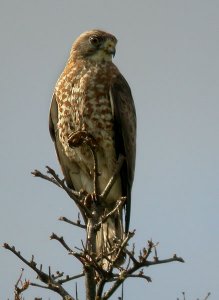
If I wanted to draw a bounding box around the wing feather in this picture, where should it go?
[110,74,136,232]
[49,94,79,189]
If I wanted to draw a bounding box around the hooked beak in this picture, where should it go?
[103,40,116,57]
[109,47,116,57]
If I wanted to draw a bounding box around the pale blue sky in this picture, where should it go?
[0,1,219,299]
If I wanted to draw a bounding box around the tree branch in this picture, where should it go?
[59,216,86,229]
[58,273,84,284]
[100,155,125,201]
[32,166,92,220]
[3,243,75,300]
[7,131,185,300]
[94,197,126,231]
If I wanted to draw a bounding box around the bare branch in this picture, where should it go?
[111,231,135,269]
[50,233,86,267]
[125,249,139,266]
[94,197,126,231]
[75,282,79,300]
[13,134,185,300]
[50,233,73,252]
[14,268,30,300]
[102,273,125,300]
[203,292,211,300]
[30,282,50,290]
[31,169,61,188]
[96,279,106,299]
[100,155,125,201]
[126,271,151,282]
[3,243,49,282]
[46,166,92,218]
[58,272,84,284]
[59,216,86,229]
[3,243,75,300]
[32,166,92,220]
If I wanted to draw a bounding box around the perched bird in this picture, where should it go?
[49,29,136,266]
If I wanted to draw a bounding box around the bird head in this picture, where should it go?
[70,30,117,62]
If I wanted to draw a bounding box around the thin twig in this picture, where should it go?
[3,243,49,283]
[125,249,139,266]
[102,243,184,299]
[94,197,126,231]
[31,170,61,188]
[126,273,151,282]
[50,233,86,267]
[30,282,50,289]
[58,272,84,284]
[102,274,124,300]
[14,268,30,300]
[46,166,92,218]
[33,166,91,220]
[100,155,125,201]
[203,292,211,300]
[96,279,106,299]
[50,233,73,252]
[75,282,78,300]
[59,216,86,229]
[87,141,99,198]
[112,231,135,269]
[146,255,185,266]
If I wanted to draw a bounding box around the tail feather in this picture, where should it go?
[96,210,125,270]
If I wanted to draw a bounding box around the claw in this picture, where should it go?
[68,130,97,148]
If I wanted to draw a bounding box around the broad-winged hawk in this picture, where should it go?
[49,29,136,264]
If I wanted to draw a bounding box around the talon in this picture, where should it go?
[83,194,93,208]
[68,130,97,148]
[83,193,99,208]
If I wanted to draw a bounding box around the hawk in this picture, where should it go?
[49,29,136,264]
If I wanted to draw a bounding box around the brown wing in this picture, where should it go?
[110,73,136,232]
[49,94,79,189]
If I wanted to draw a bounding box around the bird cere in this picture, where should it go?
[49,30,136,269]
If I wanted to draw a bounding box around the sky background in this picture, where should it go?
[0,1,219,299]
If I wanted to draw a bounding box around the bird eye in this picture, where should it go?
[89,35,102,46]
